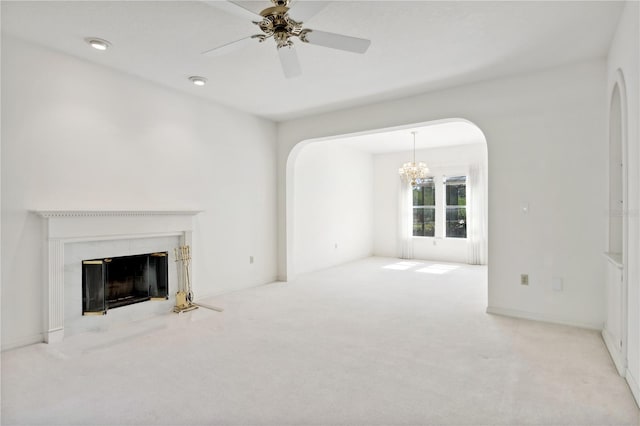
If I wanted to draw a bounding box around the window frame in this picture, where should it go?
[408,173,469,240]
[443,175,467,239]
[412,177,436,238]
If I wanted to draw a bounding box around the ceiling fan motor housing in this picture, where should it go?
[256,3,304,48]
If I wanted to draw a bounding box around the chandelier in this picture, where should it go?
[398,131,429,189]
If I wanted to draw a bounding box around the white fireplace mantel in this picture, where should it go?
[33,209,202,343]
[36,210,203,217]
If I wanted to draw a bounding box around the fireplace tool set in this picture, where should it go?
[173,245,224,313]
[173,245,198,313]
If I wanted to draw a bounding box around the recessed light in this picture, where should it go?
[85,37,111,51]
[189,76,207,87]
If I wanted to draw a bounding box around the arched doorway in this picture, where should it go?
[285,118,488,279]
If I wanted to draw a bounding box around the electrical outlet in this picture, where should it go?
[249,256,254,264]
[520,274,529,285]
[334,243,338,249]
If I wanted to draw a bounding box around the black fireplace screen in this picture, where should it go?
[82,252,168,315]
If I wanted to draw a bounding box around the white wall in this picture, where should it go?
[373,143,486,263]
[293,142,373,275]
[1,37,278,349]
[606,1,640,404]
[279,59,607,329]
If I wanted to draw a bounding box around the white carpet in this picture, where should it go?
[2,257,638,425]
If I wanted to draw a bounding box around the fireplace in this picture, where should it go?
[82,252,169,315]
[34,209,201,343]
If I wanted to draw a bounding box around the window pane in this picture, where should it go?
[424,208,435,236]
[413,208,424,236]
[446,207,466,238]
[413,207,435,237]
[446,184,466,206]
[424,185,435,206]
[413,187,423,206]
[413,183,435,207]
[445,176,466,206]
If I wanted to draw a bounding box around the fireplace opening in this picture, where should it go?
[82,252,168,315]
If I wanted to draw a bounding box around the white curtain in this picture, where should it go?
[398,179,414,259]
[467,163,488,265]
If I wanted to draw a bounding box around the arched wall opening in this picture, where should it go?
[275,59,608,332]
[285,118,488,280]
[609,83,623,254]
[603,69,629,376]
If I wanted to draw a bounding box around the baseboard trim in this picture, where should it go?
[486,306,602,330]
[602,329,626,375]
[1,332,44,352]
[626,369,640,407]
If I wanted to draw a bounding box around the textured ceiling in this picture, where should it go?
[1,1,624,121]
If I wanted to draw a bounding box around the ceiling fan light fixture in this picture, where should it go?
[274,30,293,49]
[189,76,208,86]
[85,37,111,51]
[202,0,371,78]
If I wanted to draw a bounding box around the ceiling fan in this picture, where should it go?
[202,0,371,78]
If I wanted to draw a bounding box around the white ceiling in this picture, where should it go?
[1,1,623,122]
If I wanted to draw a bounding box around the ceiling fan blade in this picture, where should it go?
[288,1,329,23]
[201,36,256,57]
[278,46,302,79]
[202,1,262,21]
[301,29,371,54]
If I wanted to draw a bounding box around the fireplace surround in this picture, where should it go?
[34,210,201,343]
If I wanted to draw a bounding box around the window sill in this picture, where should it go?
[411,236,468,240]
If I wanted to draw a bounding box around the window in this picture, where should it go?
[412,178,435,237]
[444,176,466,238]
[409,175,468,239]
